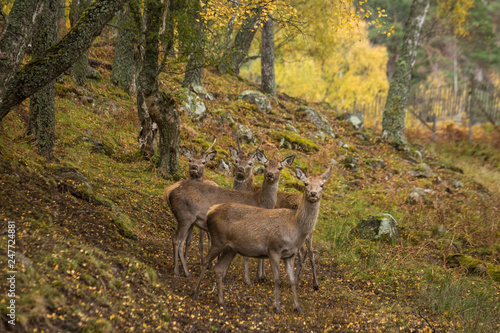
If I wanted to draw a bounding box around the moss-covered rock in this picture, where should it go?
[239,90,271,113]
[270,131,319,152]
[353,214,399,245]
[447,254,500,282]
[295,106,335,138]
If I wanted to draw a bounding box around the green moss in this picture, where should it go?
[270,131,319,152]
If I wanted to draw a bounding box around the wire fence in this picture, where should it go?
[338,82,500,141]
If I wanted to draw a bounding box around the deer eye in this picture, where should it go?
[304,182,309,187]
[202,161,206,165]
[188,159,192,163]
[278,167,283,171]
[249,162,253,166]
[320,184,324,188]
[235,160,238,164]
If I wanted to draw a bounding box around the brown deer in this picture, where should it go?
[180,137,217,185]
[165,150,295,277]
[179,137,217,263]
[229,135,262,191]
[193,166,333,313]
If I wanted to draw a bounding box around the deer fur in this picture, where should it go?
[193,166,333,313]
[166,150,295,277]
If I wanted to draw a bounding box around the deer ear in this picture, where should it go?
[321,166,333,182]
[229,146,239,160]
[255,149,267,164]
[295,166,308,183]
[205,151,217,162]
[181,146,192,159]
[282,155,295,167]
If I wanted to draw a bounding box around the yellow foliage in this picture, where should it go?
[437,0,474,37]
[241,20,389,109]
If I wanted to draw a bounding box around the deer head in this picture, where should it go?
[181,137,217,181]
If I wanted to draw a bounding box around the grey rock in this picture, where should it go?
[175,88,207,120]
[285,123,298,132]
[366,158,385,169]
[312,131,326,141]
[237,125,253,144]
[452,180,464,188]
[239,90,272,113]
[356,214,399,244]
[339,112,364,129]
[296,106,335,138]
[337,140,349,149]
[218,159,230,175]
[408,163,436,178]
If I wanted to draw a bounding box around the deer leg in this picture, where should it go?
[215,249,237,308]
[269,252,282,314]
[295,244,306,281]
[173,223,192,277]
[255,259,266,283]
[177,225,194,278]
[285,256,303,313]
[305,236,319,291]
[243,257,252,285]
[184,226,194,262]
[199,229,205,266]
[193,245,224,301]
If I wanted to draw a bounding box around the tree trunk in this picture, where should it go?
[69,0,92,85]
[218,13,259,75]
[181,0,205,91]
[0,0,46,103]
[28,0,60,159]
[0,0,127,121]
[111,0,141,94]
[261,14,275,96]
[138,0,180,177]
[381,0,429,147]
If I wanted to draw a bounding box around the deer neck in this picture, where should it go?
[233,172,254,191]
[295,194,321,237]
[258,177,279,209]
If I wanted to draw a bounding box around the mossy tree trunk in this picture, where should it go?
[111,0,141,94]
[138,0,179,177]
[69,0,93,85]
[261,14,275,96]
[218,13,259,75]
[28,0,60,159]
[381,0,429,147]
[181,0,205,92]
[0,0,127,121]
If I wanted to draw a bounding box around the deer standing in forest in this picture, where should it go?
[192,166,333,313]
[165,150,295,277]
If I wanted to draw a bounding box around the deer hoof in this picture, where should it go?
[294,306,304,314]
[274,306,281,314]
[313,284,319,291]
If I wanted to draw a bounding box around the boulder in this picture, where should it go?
[339,112,364,129]
[355,214,399,244]
[237,125,254,144]
[408,163,436,178]
[239,90,272,114]
[296,106,335,138]
[218,159,230,175]
[174,88,207,120]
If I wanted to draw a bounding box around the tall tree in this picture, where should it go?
[181,0,206,92]
[69,0,92,85]
[261,14,275,95]
[0,0,127,121]
[138,0,180,178]
[381,0,430,147]
[27,0,60,159]
[111,0,142,94]
[218,13,259,75]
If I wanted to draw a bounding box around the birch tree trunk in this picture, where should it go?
[69,0,92,85]
[138,0,180,178]
[218,13,259,75]
[181,0,205,92]
[28,0,60,159]
[111,0,141,94]
[381,0,429,147]
[261,14,275,96]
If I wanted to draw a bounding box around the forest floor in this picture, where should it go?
[1,40,500,332]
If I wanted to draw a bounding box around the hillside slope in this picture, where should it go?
[1,61,499,332]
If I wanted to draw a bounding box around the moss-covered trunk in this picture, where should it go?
[181,0,205,91]
[28,0,60,159]
[218,13,259,75]
[69,0,92,85]
[137,0,179,176]
[381,0,429,147]
[261,15,275,96]
[0,0,127,121]
[111,0,141,94]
